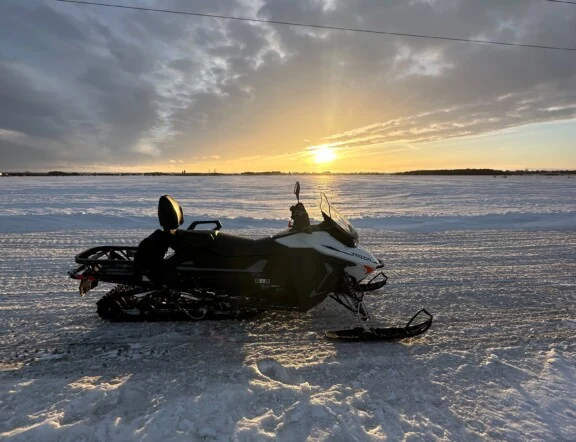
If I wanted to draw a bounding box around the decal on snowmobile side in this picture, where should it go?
[274,231,380,276]
[320,244,379,265]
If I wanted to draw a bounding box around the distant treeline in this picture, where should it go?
[1,169,575,177]
[3,170,338,177]
[394,169,576,176]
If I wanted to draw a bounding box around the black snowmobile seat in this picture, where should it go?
[214,232,274,256]
[174,230,273,256]
[158,195,184,230]
[174,229,217,249]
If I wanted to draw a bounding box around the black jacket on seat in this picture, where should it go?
[135,229,172,276]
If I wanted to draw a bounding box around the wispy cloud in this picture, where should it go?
[317,83,576,152]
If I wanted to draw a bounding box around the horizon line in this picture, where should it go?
[2,168,576,177]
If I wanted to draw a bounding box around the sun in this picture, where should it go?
[313,145,337,164]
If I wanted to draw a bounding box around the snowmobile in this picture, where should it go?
[69,182,432,341]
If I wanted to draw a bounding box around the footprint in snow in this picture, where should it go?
[256,358,302,385]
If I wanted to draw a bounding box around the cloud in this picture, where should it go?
[133,140,162,157]
[0,129,27,140]
[391,46,454,79]
[0,0,575,170]
[322,79,576,150]
[0,139,56,170]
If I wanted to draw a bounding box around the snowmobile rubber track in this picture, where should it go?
[325,309,433,341]
[96,285,264,322]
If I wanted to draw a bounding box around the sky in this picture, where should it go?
[0,0,575,173]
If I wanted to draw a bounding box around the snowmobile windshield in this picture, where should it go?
[320,193,359,246]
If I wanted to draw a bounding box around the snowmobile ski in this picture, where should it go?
[325,309,433,341]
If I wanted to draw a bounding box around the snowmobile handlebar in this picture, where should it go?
[289,202,311,231]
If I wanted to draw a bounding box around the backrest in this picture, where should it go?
[158,195,184,230]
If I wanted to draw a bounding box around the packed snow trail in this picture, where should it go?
[1,228,574,441]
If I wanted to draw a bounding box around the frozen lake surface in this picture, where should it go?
[0,175,574,440]
[1,174,575,232]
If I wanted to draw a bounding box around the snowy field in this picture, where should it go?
[0,175,575,441]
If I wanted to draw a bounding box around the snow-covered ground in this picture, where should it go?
[0,175,575,441]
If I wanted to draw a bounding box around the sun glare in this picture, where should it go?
[312,145,337,164]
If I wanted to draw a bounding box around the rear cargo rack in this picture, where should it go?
[74,246,138,265]
[69,246,144,294]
